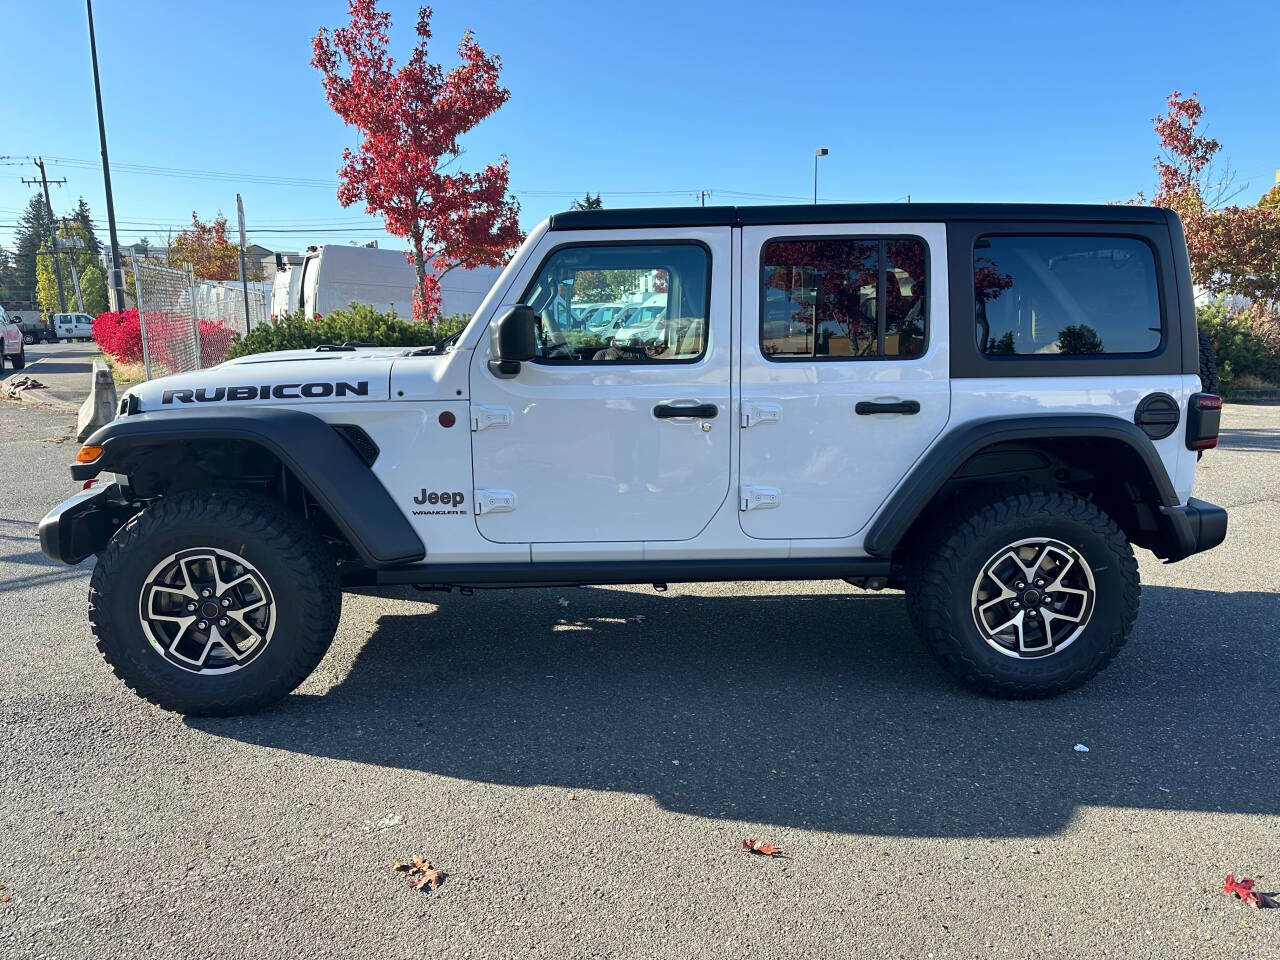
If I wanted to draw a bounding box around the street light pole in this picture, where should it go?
[86,0,126,311]
[814,148,828,204]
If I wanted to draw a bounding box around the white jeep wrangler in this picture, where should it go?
[40,203,1227,715]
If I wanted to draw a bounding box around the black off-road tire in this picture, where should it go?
[906,490,1140,698]
[1198,328,1219,395]
[89,489,341,715]
[10,347,24,370]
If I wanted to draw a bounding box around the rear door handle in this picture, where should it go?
[855,400,920,416]
[654,402,718,419]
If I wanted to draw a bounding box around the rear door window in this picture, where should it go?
[760,237,927,360]
[974,236,1162,356]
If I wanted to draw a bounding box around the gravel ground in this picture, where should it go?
[1,399,1277,959]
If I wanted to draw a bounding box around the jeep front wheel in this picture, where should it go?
[906,491,1139,698]
[89,489,341,715]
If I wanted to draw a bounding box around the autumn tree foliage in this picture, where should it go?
[169,212,243,282]
[1151,91,1280,306]
[36,217,108,317]
[312,1,523,324]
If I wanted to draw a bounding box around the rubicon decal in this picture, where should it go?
[412,489,466,516]
[161,381,370,404]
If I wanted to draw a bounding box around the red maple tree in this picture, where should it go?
[1151,91,1280,305]
[312,1,523,323]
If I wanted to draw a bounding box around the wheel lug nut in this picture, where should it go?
[1028,610,1038,618]
[201,588,212,598]
[1015,582,1025,590]
[197,620,208,630]
[1011,601,1021,609]
[1035,578,1045,587]
[221,598,231,607]
[186,603,197,612]
[218,618,228,627]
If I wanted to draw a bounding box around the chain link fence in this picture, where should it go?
[131,259,268,379]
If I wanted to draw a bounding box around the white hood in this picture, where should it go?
[126,348,400,411]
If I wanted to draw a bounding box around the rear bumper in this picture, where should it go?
[1159,497,1228,562]
[39,483,135,565]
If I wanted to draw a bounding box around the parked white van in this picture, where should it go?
[295,245,502,320]
[270,266,304,321]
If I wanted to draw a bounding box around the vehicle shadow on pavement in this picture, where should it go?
[188,583,1278,838]
[1217,426,1280,453]
[3,361,92,377]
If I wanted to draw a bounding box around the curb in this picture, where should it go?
[1227,389,1280,406]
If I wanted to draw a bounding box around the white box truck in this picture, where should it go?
[295,245,502,320]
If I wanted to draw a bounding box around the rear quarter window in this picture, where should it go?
[974,235,1162,356]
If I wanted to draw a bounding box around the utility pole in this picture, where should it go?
[22,158,68,313]
[814,148,828,204]
[87,0,126,312]
[58,220,86,312]
[697,189,712,207]
[236,193,251,332]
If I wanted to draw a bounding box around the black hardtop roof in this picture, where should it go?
[548,203,1172,231]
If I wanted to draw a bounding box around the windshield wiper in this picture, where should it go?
[410,329,463,356]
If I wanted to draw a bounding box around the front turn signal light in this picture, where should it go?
[76,444,104,464]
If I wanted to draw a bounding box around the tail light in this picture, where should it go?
[1186,393,1222,450]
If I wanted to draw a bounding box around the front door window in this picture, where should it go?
[519,243,708,364]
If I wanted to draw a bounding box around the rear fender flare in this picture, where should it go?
[864,414,1180,558]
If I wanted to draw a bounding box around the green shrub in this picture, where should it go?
[1197,299,1280,396]
[225,304,469,360]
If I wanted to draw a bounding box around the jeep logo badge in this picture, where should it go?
[413,490,465,508]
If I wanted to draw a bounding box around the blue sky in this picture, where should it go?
[1,0,1277,256]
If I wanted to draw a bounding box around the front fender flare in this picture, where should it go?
[863,414,1180,558]
[73,408,425,567]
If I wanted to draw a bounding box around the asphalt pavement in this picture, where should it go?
[1,398,1278,959]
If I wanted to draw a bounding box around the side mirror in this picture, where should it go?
[489,304,537,377]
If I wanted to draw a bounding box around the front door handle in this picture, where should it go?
[654,402,718,419]
[855,400,920,416]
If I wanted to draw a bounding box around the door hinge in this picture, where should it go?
[740,484,781,511]
[471,404,513,432]
[473,488,517,515]
[741,401,781,428]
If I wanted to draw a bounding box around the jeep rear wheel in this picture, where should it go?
[906,490,1139,698]
[89,489,341,715]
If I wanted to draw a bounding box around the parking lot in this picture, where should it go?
[1,389,1278,959]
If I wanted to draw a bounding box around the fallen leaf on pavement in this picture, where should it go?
[742,838,782,857]
[391,854,447,891]
[1225,874,1278,909]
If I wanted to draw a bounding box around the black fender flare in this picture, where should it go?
[73,408,425,567]
[863,414,1180,558]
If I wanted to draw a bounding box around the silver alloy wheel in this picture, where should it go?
[138,547,275,674]
[970,537,1096,659]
